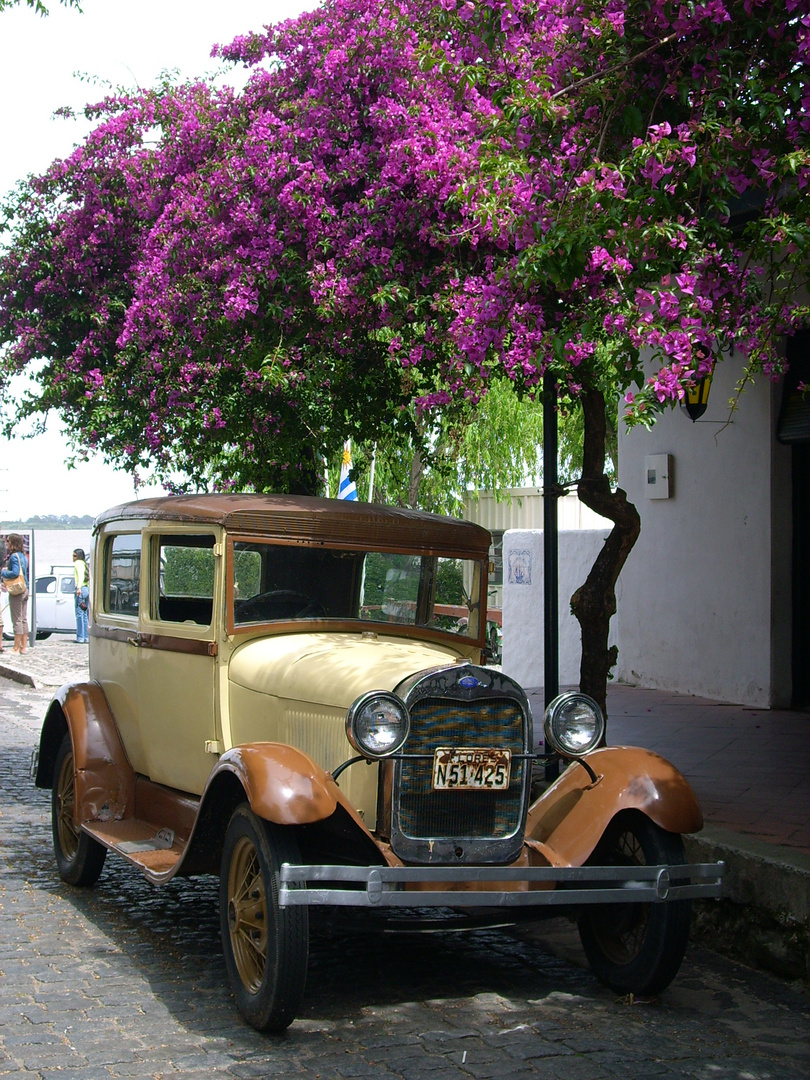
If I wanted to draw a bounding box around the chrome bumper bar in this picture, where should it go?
[277,861,725,908]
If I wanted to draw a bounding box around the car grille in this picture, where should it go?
[396,696,526,843]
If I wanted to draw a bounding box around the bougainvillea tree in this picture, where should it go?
[408,0,810,703]
[0,0,807,709]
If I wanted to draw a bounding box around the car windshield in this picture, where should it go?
[230,542,484,641]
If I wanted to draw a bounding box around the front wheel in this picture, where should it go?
[52,733,107,886]
[219,805,309,1032]
[578,811,691,996]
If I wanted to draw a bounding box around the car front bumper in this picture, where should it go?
[277,861,725,908]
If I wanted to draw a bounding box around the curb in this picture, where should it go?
[686,828,810,982]
[0,661,39,689]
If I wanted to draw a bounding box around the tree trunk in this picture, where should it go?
[570,387,641,724]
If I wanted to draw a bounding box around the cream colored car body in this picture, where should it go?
[228,633,466,826]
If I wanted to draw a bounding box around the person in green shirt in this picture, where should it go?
[73,548,90,643]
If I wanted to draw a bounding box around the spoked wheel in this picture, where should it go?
[219,805,309,1032]
[52,733,107,886]
[578,811,691,996]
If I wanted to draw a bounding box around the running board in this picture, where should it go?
[83,819,184,876]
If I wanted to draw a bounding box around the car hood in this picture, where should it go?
[228,632,464,710]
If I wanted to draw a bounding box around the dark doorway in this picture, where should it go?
[792,442,810,706]
[779,330,810,706]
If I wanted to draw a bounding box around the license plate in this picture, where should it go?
[432,748,511,790]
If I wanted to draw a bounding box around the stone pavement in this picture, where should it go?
[3,636,809,981]
[1,677,809,1079]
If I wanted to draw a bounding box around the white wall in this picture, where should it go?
[615,363,792,707]
[465,489,613,609]
[501,528,611,689]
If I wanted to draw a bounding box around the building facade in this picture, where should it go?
[615,346,806,709]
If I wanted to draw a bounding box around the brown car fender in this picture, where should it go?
[525,746,703,866]
[36,682,136,825]
[208,743,364,828]
[182,744,386,877]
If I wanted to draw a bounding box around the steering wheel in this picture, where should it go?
[235,589,326,622]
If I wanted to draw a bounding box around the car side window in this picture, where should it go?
[105,534,141,616]
[36,576,56,595]
[155,535,215,627]
[60,576,74,595]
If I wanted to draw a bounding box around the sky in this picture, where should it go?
[0,0,313,521]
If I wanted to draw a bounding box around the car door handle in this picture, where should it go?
[127,633,153,649]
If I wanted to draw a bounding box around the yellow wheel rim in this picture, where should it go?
[226,835,268,993]
[56,749,80,859]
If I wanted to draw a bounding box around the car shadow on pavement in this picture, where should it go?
[56,868,600,1036]
[7,774,603,1042]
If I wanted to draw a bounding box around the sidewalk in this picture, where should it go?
[0,634,90,691]
[3,637,809,979]
[527,684,810,856]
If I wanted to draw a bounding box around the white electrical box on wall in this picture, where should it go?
[644,454,672,499]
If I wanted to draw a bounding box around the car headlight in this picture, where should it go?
[543,692,605,758]
[346,692,410,759]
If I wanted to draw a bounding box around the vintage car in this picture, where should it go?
[33,494,723,1032]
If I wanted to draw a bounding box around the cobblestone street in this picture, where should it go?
[1,678,808,1080]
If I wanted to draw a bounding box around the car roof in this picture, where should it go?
[94,494,492,558]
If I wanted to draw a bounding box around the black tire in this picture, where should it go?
[219,805,309,1032]
[52,733,107,886]
[578,811,691,996]
[36,631,52,640]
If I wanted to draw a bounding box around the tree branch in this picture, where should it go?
[551,33,678,101]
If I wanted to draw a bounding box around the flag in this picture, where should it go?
[337,441,358,501]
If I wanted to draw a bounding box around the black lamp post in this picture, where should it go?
[543,369,559,706]
[543,370,560,780]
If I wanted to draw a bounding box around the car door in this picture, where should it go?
[34,575,58,631]
[134,529,221,795]
[56,573,76,631]
[90,530,146,773]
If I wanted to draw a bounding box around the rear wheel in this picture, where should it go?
[219,805,309,1032]
[578,812,691,996]
[52,733,107,886]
